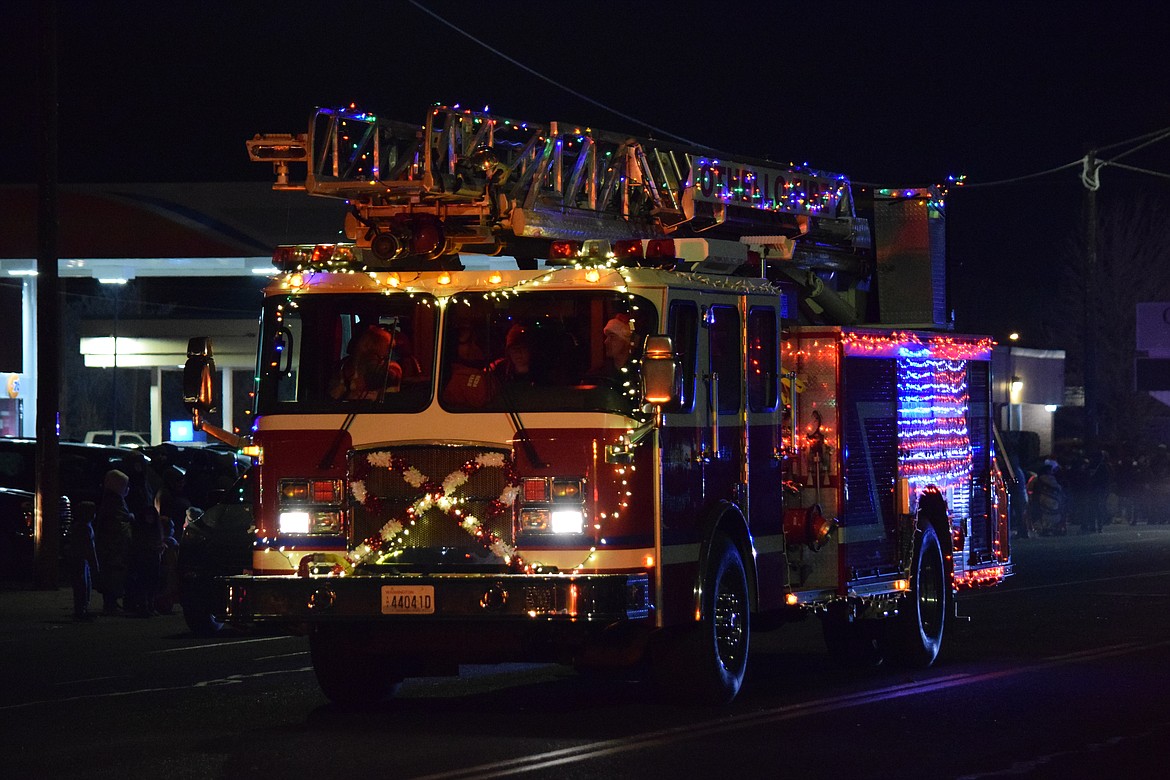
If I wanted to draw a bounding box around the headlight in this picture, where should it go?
[278,510,310,534]
[278,510,342,535]
[518,476,586,535]
[550,508,584,534]
[519,508,585,534]
[278,478,344,535]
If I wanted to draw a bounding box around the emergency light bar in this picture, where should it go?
[548,237,748,274]
[269,243,464,273]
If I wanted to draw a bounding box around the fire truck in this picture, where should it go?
[183,105,1011,705]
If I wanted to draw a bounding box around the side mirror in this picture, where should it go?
[641,334,676,406]
[182,337,219,414]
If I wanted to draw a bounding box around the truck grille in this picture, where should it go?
[348,445,514,563]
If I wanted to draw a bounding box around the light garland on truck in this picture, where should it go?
[693,157,848,216]
[843,331,993,361]
[897,356,973,504]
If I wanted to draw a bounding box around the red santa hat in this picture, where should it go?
[603,314,632,340]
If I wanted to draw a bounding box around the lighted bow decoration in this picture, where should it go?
[348,451,523,570]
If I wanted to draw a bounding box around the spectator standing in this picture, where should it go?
[1028,460,1066,535]
[1065,453,1092,534]
[1010,462,1030,538]
[124,465,163,617]
[94,469,133,614]
[1086,449,1113,532]
[67,501,99,621]
[155,517,181,614]
[155,466,192,538]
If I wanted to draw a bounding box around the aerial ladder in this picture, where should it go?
[247,105,885,319]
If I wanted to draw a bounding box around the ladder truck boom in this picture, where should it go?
[248,105,871,281]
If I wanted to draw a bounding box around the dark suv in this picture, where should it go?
[0,439,147,577]
[0,438,153,508]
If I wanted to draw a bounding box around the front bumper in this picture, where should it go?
[223,571,652,625]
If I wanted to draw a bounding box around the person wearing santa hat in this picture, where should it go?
[587,314,635,385]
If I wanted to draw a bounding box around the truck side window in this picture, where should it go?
[708,305,741,414]
[667,301,698,413]
[747,306,778,412]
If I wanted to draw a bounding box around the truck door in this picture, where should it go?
[704,303,746,514]
[745,304,788,604]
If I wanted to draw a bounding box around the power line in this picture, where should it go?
[1104,161,1170,181]
[405,0,707,147]
[873,159,1085,192]
[934,124,1170,194]
[1096,123,1170,154]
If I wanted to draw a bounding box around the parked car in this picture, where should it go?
[142,442,250,511]
[83,430,150,448]
[0,486,72,579]
[177,468,253,635]
[0,438,154,508]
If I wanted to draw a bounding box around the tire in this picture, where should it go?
[309,628,403,705]
[889,522,947,667]
[652,533,750,705]
[182,602,224,636]
[180,573,224,636]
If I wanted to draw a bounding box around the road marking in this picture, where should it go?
[150,635,299,653]
[0,665,313,712]
[255,651,309,662]
[54,675,123,686]
[955,719,1170,779]
[410,639,1170,780]
[1044,643,1138,662]
[982,569,1170,595]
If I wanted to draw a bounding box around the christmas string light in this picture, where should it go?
[843,331,994,361]
[897,356,973,519]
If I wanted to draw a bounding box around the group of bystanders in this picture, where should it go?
[66,462,193,621]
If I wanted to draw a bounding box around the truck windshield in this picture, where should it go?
[255,289,656,416]
[256,293,438,414]
[438,290,655,414]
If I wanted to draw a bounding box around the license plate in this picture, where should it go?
[380,585,435,615]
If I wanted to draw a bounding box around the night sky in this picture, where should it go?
[6,1,1170,344]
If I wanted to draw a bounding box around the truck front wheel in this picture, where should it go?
[652,533,750,705]
[309,628,404,705]
[889,522,947,667]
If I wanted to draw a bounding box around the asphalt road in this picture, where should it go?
[2,523,1168,779]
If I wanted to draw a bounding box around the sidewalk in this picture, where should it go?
[0,582,77,623]
[0,581,187,628]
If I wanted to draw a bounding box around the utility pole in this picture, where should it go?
[34,0,62,589]
[1081,149,1100,446]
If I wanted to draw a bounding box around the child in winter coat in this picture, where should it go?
[68,501,100,621]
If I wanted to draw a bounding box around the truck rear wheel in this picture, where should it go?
[888,522,947,667]
[309,628,404,705]
[651,533,750,705]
